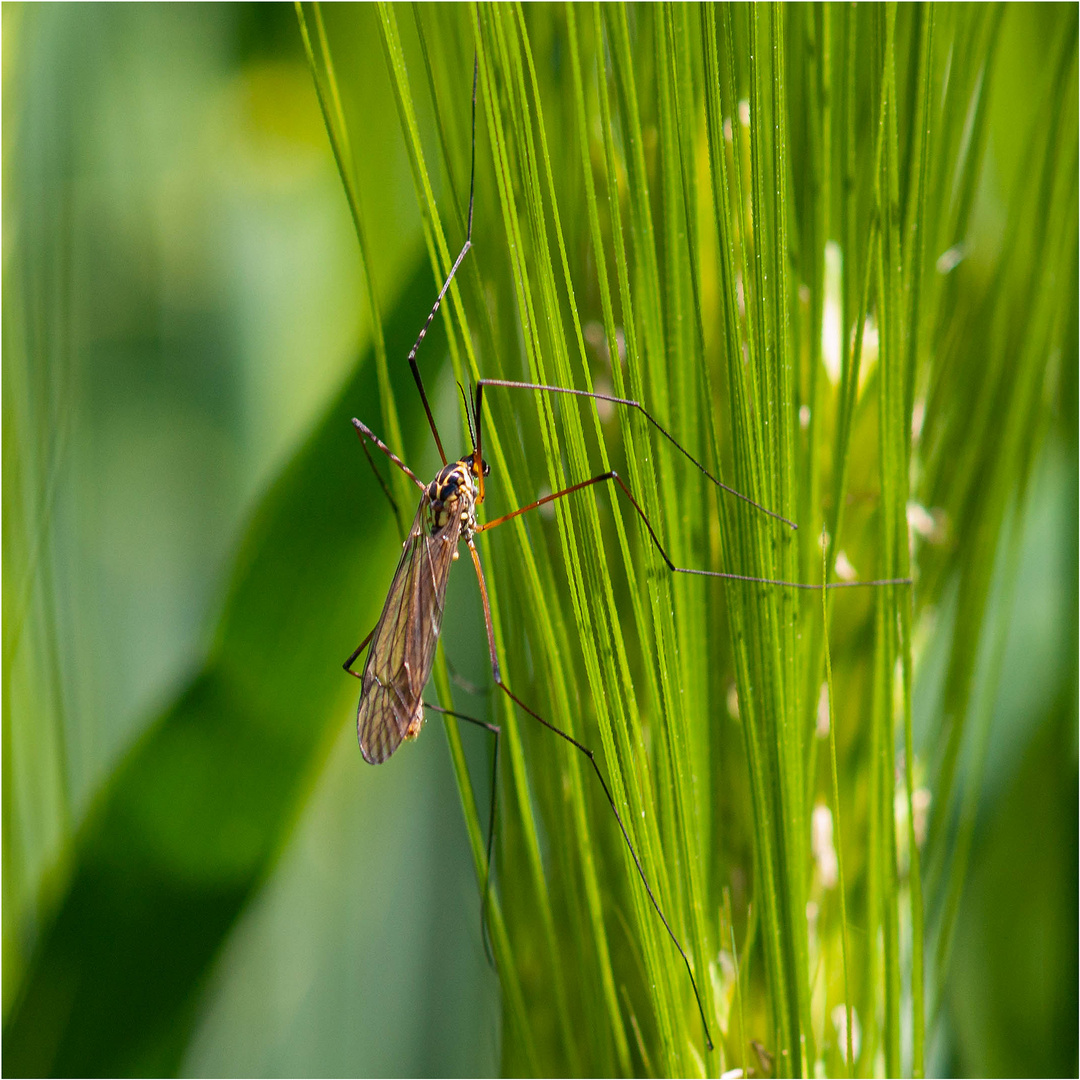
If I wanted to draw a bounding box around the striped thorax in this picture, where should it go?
[425,457,480,540]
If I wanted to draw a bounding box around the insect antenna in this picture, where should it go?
[458,380,477,451]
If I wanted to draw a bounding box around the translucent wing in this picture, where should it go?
[357,494,463,764]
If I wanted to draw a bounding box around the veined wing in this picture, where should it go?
[357,494,463,764]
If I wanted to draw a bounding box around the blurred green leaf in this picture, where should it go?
[2,260,444,1076]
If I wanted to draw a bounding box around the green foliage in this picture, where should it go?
[4,3,1076,1076]
[296,4,1077,1074]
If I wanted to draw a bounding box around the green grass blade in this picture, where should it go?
[822,550,853,1077]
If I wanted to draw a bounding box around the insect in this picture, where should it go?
[343,57,909,1056]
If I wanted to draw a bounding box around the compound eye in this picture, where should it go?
[482,459,491,477]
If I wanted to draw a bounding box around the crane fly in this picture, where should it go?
[343,56,910,1057]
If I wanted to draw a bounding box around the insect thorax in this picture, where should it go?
[426,458,478,537]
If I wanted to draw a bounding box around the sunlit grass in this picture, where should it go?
[300,6,1075,1075]
[4,4,1075,1076]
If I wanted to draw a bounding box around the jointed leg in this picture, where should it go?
[424,699,500,966]
[478,467,911,591]
[343,626,377,678]
[345,423,424,675]
[465,538,715,1052]
[358,436,405,541]
[351,419,425,493]
[445,655,490,698]
[473,378,798,530]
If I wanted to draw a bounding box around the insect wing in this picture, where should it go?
[357,495,463,763]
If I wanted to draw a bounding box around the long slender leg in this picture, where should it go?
[465,538,715,1052]
[351,419,426,493]
[424,699,500,965]
[343,625,377,678]
[404,57,480,467]
[444,655,490,698]
[345,423,424,675]
[477,470,912,590]
[358,434,405,541]
[473,378,798,530]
